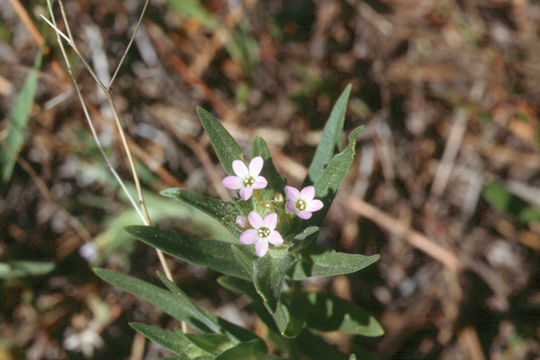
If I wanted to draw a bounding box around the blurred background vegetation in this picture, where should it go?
[1,0,539,359]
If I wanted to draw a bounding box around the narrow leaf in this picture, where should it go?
[289,292,384,336]
[197,106,244,175]
[309,126,363,226]
[166,0,220,30]
[230,246,254,277]
[251,136,285,192]
[185,333,235,355]
[253,254,299,312]
[1,47,43,192]
[307,84,352,184]
[130,323,212,359]
[94,268,216,332]
[161,188,242,239]
[215,340,283,360]
[125,225,250,280]
[0,260,54,280]
[292,246,379,280]
[157,272,263,345]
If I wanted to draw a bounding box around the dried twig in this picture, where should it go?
[348,197,462,271]
[41,0,185,315]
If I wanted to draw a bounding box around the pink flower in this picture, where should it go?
[236,215,247,228]
[222,157,268,200]
[285,185,324,220]
[239,212,284,257]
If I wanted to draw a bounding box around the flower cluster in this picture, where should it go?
[222,157,323,256]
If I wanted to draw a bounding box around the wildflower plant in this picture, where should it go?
[94,85,383,359]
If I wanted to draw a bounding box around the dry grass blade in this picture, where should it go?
[42,0,178,295]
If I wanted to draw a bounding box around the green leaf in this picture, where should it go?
[253,254,299,312]
[215,340,283,360]
[197,107,244,175]
[161,188,242,239]
[226,20,260,77]
[251,136,285,192]
[273,293,306,338]
[94,268,261,346]
[125,225,250,280]
[307,85,352,184]
[482,181,540,224]
[130,323,212,359]
[309,126,363,226]
[290,226,320,252]
[217,276,304,338]
[230,246,255,277]
[157,273,262,345]
[156,273,222,333]
[0,260,54,280]
[166,0,220,30]
[185,333,235,355]
[290,292,384,337]
[1,47,43,192]
[94,268,216,332]
[217,276,258,298]
[292,246,379,280]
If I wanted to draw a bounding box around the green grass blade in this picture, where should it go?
[1,47,44,192]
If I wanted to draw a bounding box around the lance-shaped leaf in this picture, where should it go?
[306,84,352,184]
[292,246,379,280]
[251,136,285,192]
[157,273,262,345]
[215,339,284,360]
[93,268,261,345]
[94,268,216,332]
[283,292,384,337]
[161,188,241,239]
[125,225,250,280]
[253,254,299,312]
[130,323,213,359]
[197,106,244,175]
[308,126,363,227]
[184,333,235,355]
[0,260,54,280]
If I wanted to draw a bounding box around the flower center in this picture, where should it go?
[243,176,255,187]
[295,199,306,211]
[257,227,271,238]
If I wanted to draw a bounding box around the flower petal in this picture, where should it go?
[232,160,249,177]
[307,199,323,212]
[264,213,278,230]
[249,156,263,176]
[222,176,242,189]
[252,176,268,189]
[297,211,313,220]
[268,230,283,245]
[300,185,315,201]
[236,215,247,228]
[285,186,300,201]
[248,211,264,228]
[255,239,269,257]
[240,229,257,244]
[285,201,297,214]
[239,187,253,200]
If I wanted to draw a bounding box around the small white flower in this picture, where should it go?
[285,185,324,219]
[79,243,98,262]
[239,212,283,257]
[222,157,268,200]
[64,325,104,358]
